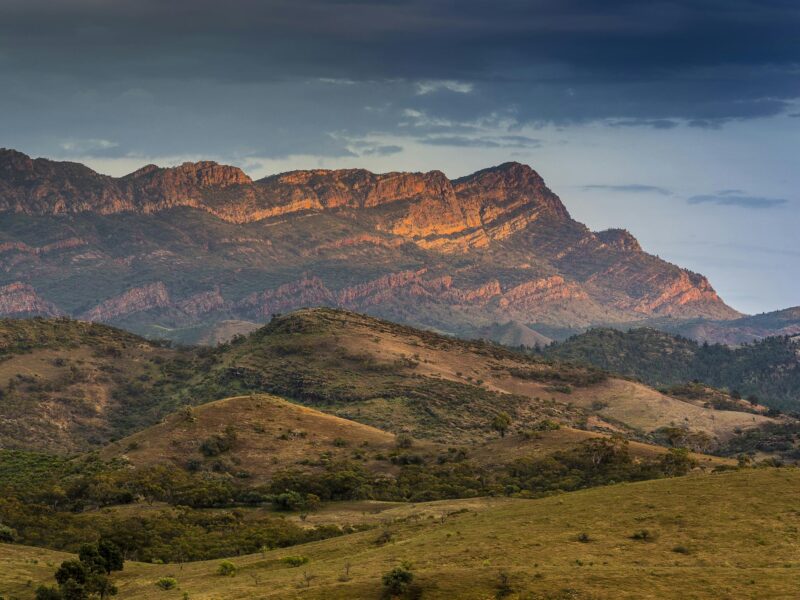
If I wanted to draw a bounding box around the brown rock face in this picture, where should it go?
[81,282,171,322]
[0,151,568,251]
[0,283,62,316]
[0,149,743,337]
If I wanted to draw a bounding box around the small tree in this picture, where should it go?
[495,571,514,598]
[35,586,63,600]
[381,563,415,599]
[491,412,512,438]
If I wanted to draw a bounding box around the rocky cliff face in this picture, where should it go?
[0,150,570,251]
[0,283,62,316]
[0,149,742,339]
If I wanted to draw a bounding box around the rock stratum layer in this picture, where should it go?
[0,148,742,341]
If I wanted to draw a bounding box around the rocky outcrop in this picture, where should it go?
[177,289,227,317]
[596,229,642,252]
[0,282,62,316]
[82,282,171,322]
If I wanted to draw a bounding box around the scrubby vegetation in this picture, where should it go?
[0,435,698,563]
[545,327,800,412]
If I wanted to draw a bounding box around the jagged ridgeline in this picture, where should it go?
[0,148,740,343]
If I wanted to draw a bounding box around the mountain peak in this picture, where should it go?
[125,160,252,188]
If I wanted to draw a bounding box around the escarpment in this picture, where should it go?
[0,149,741,340]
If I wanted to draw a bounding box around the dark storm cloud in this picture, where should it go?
[1,0,799,160]
[582,184,673,195]
[687,191,790,209]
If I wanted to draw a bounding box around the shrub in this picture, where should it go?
[156,577,178,590]
[381,564,415,599]
[631,529,659,542]
[200,426,237,457]
[395,433,413,449]
[533,419,561,431]
[495,570,514,598]
[35,586,62,600]
[576,532,591,543]
[216,561,237,576]
[672,545,691,555]
[0,524,17,543]
[281,556,309,567]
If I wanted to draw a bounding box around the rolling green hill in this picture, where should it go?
[2,468,798,599]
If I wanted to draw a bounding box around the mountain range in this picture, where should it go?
[2,148,778,344]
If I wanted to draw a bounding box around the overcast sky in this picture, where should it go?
[1,0,798,314]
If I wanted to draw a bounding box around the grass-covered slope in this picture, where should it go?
[207,310,775,445]
[3,468,798,599]
[100,393,730,486]
[0,310,780,454]
[0,318,197,452]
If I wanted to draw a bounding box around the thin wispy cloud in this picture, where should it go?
[415,80,474,95]
[360,144,404,156]
[419,135,542,149]
[687,191,789,209]
[582,184,672,196]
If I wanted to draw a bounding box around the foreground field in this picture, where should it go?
[3,468,798,599]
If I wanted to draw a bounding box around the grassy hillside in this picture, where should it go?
[204,309,773,447]
[0,318,197,452]
[0,311,781,455]
[101,393,730,485]
[3,468,798,599]
[545,327,800,412]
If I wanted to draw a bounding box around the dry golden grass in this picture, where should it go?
[327,313,774,441]
[100,394,732,483]
[101,395,408,481]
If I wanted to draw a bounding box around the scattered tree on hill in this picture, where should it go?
[37,540,123,600]
[381,562,420,599]
[491,412,512,437]
[200,425,237,457]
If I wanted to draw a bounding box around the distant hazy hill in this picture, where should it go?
[546,327,800,410]
[650,306,800,345]
[0,148,740,342]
